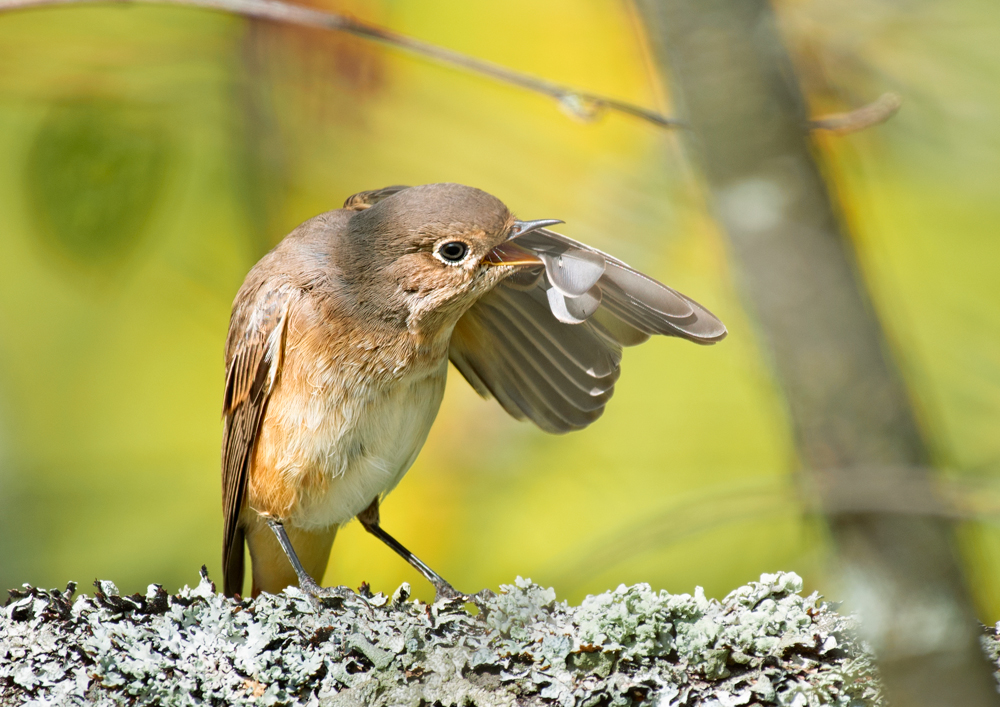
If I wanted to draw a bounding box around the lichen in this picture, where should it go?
[0,569,918,707]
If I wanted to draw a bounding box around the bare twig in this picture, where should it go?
[0,0,683,128]
[809,92,902,133]
[0,0,901,135]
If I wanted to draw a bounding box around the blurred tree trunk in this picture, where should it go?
[634,1,1000,705]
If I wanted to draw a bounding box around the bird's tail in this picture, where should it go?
[223,527,246,597]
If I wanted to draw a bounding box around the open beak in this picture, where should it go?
[483,241,544,268]
[483,218,562,267]
[506,218,564,241]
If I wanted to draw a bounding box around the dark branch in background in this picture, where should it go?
[635,2,999,707]
[0,0,892,134]
[552,472,1000,593]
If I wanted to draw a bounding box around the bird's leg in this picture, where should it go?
[357,499,468,602]
[266,519,368,610]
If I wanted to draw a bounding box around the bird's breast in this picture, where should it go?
[250,331,449,531]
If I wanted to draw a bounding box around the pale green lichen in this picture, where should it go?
[0,568,948,707]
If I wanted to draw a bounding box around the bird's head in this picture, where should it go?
[341,183,558,332]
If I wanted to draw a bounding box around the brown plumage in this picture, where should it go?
[221,183,726,599]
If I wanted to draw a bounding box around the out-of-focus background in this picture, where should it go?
[0,0,996,617]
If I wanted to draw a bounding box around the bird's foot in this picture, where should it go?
[432,582,496,609]
[298,576,373,615]
[432,581,466,603]
[467,587,497,613]
[471,588,496,603]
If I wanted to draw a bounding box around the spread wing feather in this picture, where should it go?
[221,285,291,597]
[450,311,599,433]
[450,229,726,433]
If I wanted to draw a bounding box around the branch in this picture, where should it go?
[809,93,902,134]
[0,0,896,135]
[0,0,682,128]
[1,569,895,706]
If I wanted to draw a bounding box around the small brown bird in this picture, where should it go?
[221,183,726,600]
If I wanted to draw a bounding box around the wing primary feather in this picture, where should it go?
[221,289,291,597]
[482,342,598,432]
[493,286,622,377]
[515,228,725,339]
[451,295,608,432]
[476,296,620,391]
[589,308,652,347]
[538,249,606,297]
[453,318,572,431]
[598,286,668,334]
[450,318,527,419]
[474,305,615,410]
[448,348,493,400]
[600,261,695,319]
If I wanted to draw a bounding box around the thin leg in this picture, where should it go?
[357,499,465,601]
[266,519,368,609]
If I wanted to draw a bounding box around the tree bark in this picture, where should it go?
[634,2,999,705]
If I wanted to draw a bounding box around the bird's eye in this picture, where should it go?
[437,241,469,264]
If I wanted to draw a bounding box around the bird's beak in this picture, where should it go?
[483,218,561,268]
[483,241,544,268]
[506,218,564,241]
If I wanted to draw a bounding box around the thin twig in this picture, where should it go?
[0,0,684,128]
[809,92,902,133]
[0,0,900,135]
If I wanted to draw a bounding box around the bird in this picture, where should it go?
[221,183,726,601]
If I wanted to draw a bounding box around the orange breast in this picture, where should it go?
[243,301,451,527]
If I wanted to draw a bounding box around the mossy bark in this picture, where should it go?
[0,569,920,707]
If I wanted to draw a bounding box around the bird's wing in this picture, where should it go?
[221,284,292,597]
[516,228,728,343]
[450,229,725,433]
[343,185,410,210]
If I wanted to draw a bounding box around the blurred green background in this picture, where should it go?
[0,0,997,617]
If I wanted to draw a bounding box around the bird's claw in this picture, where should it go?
[432,583,496,610]
[471,587,496,603]
[299,578,374,616]
[432,582,467,603]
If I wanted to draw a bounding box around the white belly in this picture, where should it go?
[286,359,448,531]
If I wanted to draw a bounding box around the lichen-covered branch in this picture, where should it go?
[1,569,899,706]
